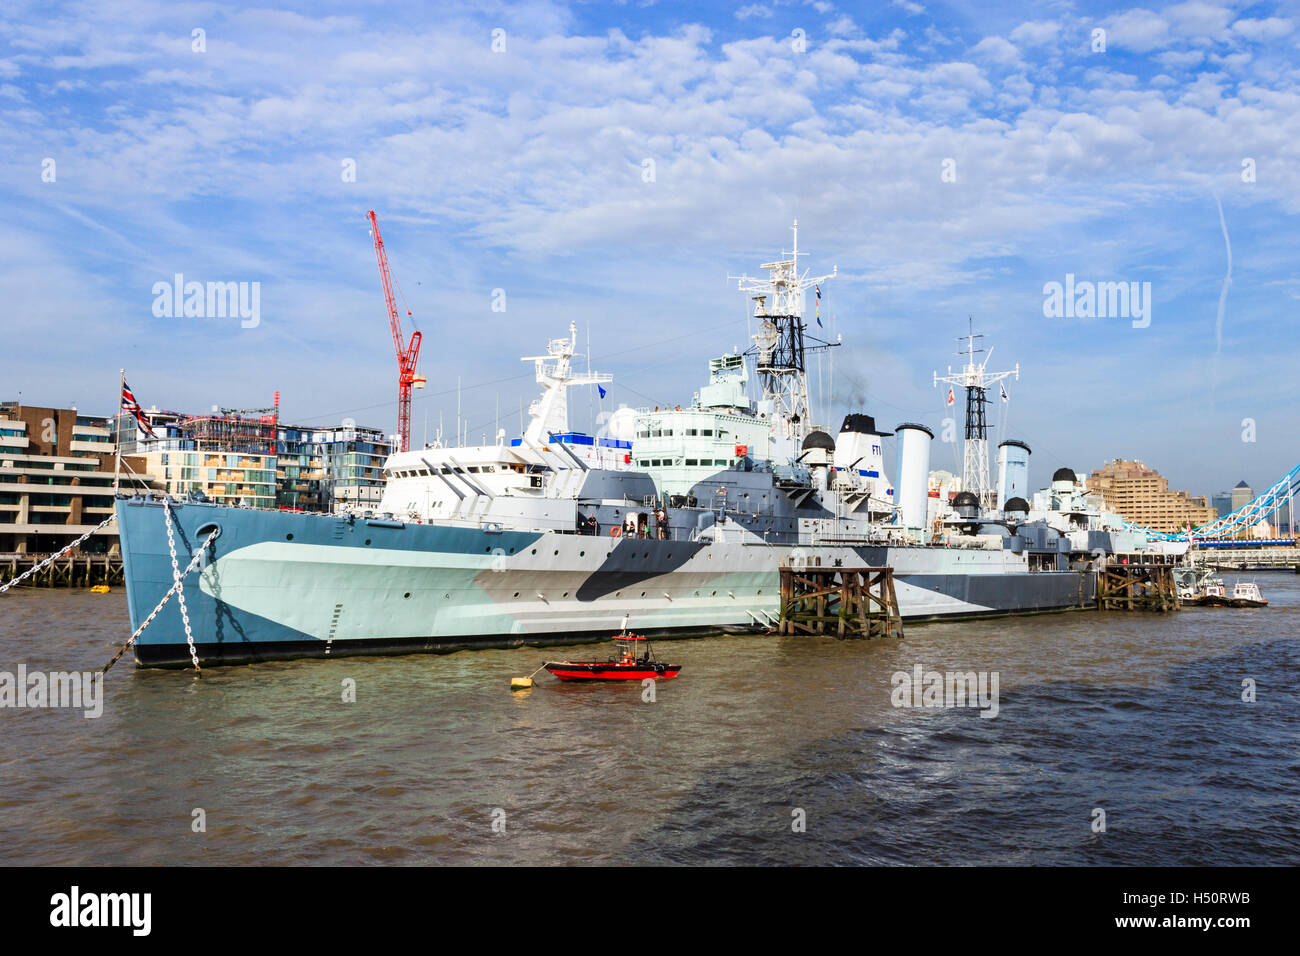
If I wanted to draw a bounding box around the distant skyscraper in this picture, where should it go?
[1231,480,1253,513]
[1211,492,1233,518]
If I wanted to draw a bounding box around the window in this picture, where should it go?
[685,459,698,466]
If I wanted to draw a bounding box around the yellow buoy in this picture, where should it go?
[510,677,534,690]
[90,585,111,594]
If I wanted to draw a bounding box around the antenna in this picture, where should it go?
[934,320,1019,509]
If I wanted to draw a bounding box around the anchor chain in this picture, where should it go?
[0,513,117,594]
[163,499,202,672]
[102,502,218,675]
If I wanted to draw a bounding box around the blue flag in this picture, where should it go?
[598,385,607,399]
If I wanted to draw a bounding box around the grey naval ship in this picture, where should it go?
[116,224,1181,666]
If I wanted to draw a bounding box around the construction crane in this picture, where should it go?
[366,210,425,452]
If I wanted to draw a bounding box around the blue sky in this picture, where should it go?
[3,0,1299,498]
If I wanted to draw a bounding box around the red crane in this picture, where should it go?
[367,210,424,453]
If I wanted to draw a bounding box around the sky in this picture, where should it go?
[2,0,1299,499]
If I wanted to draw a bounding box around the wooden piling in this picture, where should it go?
[1096,563,1177,612]
[0,554,122,589]
[779,565,903,639]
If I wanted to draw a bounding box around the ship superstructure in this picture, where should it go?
[114,227,1179,667]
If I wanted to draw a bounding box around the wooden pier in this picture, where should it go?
[0,553,124,589]
[778,565,903,639]
[1096,563,1177,612]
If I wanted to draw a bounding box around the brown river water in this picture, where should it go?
[1,578,1298,865]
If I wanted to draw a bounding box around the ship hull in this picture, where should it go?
[117,499,1096,668]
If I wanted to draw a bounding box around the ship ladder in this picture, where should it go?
[103,500,219,675]
[0,513,117,594]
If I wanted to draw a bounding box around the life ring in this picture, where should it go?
[610,527,621,537]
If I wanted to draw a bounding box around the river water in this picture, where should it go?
[1,575,1297,865]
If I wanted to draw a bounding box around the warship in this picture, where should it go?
[115,224,1181,666]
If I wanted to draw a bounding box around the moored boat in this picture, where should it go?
[543,631,681,682]
[1229,581,1267,608]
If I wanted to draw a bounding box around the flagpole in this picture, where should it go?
[113,368,124,498]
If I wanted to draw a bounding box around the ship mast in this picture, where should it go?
[934,319,1018,510]
[520,322,612,445]
[732,221,837,453]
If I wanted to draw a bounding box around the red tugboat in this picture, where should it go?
[543,630,681,683]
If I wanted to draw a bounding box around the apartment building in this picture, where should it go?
[0,402,152,554]
[1085,458,1217,532]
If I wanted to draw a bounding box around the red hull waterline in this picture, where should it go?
[543,663,682,682]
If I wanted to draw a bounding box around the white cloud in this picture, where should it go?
[1231,17,1294,42]
[971,36,1022,66]
[734,4,771,19]
[1165,1,1234,40]
[1105,9,1172,52]
[1156,49,1205,69]
[1009,21,1060,47]
[826,16,857,38]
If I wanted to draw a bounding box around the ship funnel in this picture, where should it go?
[996,440,1031,511]
[894,423,933,529]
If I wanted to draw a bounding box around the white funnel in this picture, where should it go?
[895,423,933,529]
[996,440,1031,509]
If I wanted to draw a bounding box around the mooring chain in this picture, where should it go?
[163,499,203,673]
[0,514,117,594]
[103,520,218,675]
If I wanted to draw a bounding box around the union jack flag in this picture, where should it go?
[120,380,158,439]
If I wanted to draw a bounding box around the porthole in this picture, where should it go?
[364,539,372,546]
[531,548,537,555]
[403,592,411,599]
[285,533,294,541]
[513,592,520,598]
[579,551,585,557]
[640,591,646,597]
